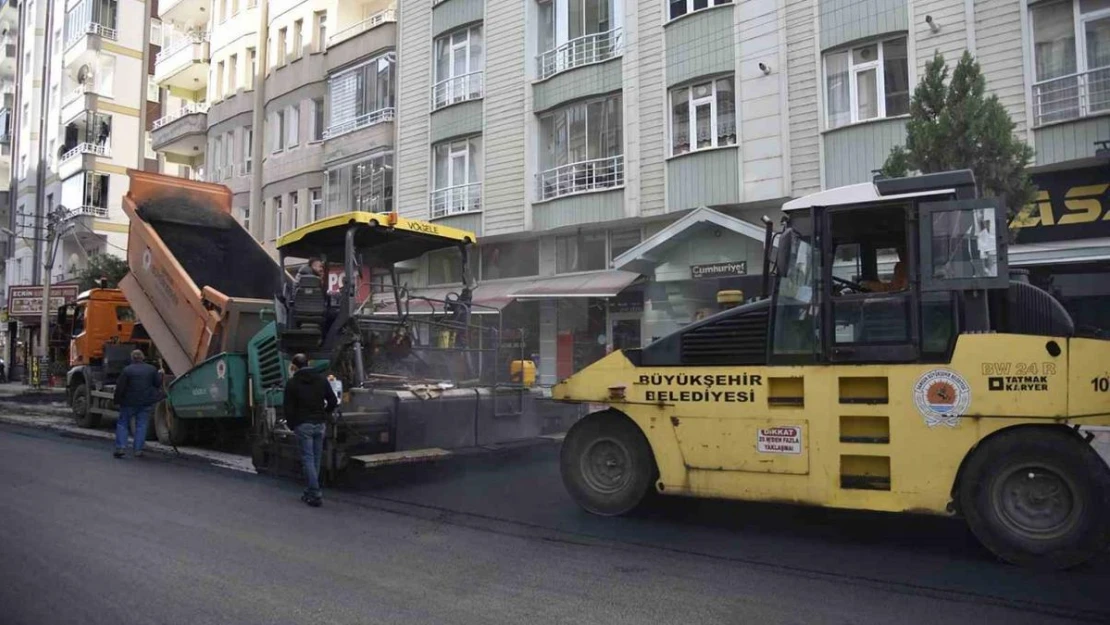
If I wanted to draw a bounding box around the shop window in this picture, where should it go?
[557,298,608,378]
[481,240,538,280]
[556,231,607,273]
[428,248,463,285]
[609,228,641,261]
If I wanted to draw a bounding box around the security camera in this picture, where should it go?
[758,62,771,75]
[925,15,940,33]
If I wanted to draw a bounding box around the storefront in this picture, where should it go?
[1011,164,1110,332]
[612,207,768,344]
[5,284,80,383]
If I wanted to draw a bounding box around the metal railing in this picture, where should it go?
[430,182,482,219]
[60,142,110,163]
[63,84,93,107]
[432,71,484,110]
[155,31,208,65]
[152,102,209,130]
[322,107,395,140]
[63,205,109,219]
[327,9,396,48]
[67,23,118,48]
[536,155,624,201]
[1033,67,1110,126]
[536,28,622,80]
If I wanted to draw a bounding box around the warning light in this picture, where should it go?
[387,212,399,226]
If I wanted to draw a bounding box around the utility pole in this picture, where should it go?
[35,205,69,388]
[32,0,56,285]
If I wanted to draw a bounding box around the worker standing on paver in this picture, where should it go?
[282,353,337,507]
[112,350,163,459]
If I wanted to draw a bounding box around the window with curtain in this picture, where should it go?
[670,76,736,155]
[823,36,909,130]
[1031,0,1110,124]
[325,152,394,216]
[537,94,623,200]
[431,136,482,217]
[326,53,395,138]
[433,25,484,109]
[536,0,621,79]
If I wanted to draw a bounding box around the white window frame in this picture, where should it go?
[241,206,251,232]
[228,54,238,92]
[667,0,732,22]
[292,19,303,61]
[431,136,482,218]
[433,25,484,110]
[247,47,257,90]
[310,97,324,142]
[243,126,252,174]
[669,76,736,156]
[310,187,322,222]
[277,27,287,66]
[287,104,299,148]
[274,196,284,238]
[315,11,327,53]
[1030,0,1110,125]
[290,190,300,230]
[822,36,907,130]
[272,110,286,153]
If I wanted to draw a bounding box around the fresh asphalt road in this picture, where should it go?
[1,423,1109,625]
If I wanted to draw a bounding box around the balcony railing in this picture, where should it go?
[328,9,396,48]
[536,155,624,201]
[155,31,209,65]
[432,71,484,111]
[430,182,482,219]
[536,28,622,81]
[63,205,109,219]
[67,22,119,49]
[60,142,110,163]
[1033,67,1110,127]
[322,107,395,140]
[152,102,209,129]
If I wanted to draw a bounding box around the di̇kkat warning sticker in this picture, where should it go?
[757,426,802,454]
[913,369,971,428]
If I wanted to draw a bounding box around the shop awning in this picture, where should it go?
[511,270,640,299]
[612,206,766,275]
[1010,238,1110,267]
[373,270,640,314]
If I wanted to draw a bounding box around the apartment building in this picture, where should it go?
[0,0,16,365]
[148,0,1109,385]
[4,0,158,373]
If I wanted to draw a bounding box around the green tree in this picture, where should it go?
[881,51,1035,224]
[74,253,129,291]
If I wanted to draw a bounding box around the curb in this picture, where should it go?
[0,411,256,474]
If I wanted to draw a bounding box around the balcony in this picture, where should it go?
[430,182,482,219]
[328,8,396,49]
[1033,68,1110,127]
[151,103,209,155]
[323,107,395,140]
[154,32,210,91]
[0,42,15,80]
[58,142,110,180]
[63,22,119,70]
[158,0,211,25]
[62,205,109,220]
[432,71,483,111]
[536,28,622,81]
[61,84,101,124]
[536,155,624,202]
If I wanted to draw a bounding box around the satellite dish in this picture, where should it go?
[77,64,92,84]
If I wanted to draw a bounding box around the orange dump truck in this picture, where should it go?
[67,170,286,444]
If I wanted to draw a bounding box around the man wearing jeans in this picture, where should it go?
[112,350,163,458]
[282,353,337,507]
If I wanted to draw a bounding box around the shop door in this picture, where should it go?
[610,314,642,351]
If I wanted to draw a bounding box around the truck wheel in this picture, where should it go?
[153,402,192,446]
[560,413,657,516]
[71,384,100,428]
[959,428,1110,570]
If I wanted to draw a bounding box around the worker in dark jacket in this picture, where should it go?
[113,350,163,458]
[283,353,338,507]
